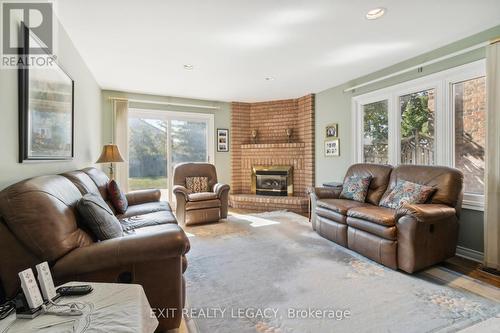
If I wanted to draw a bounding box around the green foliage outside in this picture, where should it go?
[363,100,389,163]
[170,120,207,164]
[400,92,434,139]
[363,91,434,164]
[128,117,207,184]
[129,118,167,178]
[129,177,168,191]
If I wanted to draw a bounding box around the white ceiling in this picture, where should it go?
[56,0,500,102]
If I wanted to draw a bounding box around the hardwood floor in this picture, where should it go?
[442,256,500,288]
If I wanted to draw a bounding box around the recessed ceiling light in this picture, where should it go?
[183,64,194,70]
[365,7,386,20]
[265,76,275,81]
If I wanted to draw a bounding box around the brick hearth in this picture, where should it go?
[229,95,315,213]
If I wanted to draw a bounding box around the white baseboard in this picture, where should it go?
[456,246,484,263]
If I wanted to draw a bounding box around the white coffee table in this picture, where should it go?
[0,282,158,333]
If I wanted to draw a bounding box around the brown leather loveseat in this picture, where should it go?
[310,164,463,273]
[0,167,189,332]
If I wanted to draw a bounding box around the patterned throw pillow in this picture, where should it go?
[108,180,128,214]
[379,180,435,209]
[186,177,209,193]
[339,176,372,202]
[76,193,123,240]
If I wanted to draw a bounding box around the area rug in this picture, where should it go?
[183,211,500,333]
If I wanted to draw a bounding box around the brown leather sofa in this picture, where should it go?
[0,167,189,332]
[173,163,230,225]
[309,164,463,273]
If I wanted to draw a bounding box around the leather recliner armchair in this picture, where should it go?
[173,163,230,225]
[0,168,189,332]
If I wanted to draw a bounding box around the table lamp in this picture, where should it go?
[96,144,124,180]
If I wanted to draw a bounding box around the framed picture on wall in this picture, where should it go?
[325,139,340,157]
[325,123,338,138]
[18,24,74,162]
[217,128,229,152]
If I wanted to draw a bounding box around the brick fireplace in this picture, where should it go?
[229,94,315,213]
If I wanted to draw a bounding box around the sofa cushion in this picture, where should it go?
[82,167,111,201]
[347,217,397,240]
[379,180,435,209]
[186,176,209,193]
[0,175,93,261]
[383,165,462,208]
[339,175,372,202]
[61,170,101,196]
[347,206,397,226]
[316,199,370,215]
[186,199,221,211]
[343,164,393,205]
[76,194,123,240]
[188,192,218,202]
[107,180,128,214]
[117,201,171,219]
[120,210,177,232]
[316,207,349,224]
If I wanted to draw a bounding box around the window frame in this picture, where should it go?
[352,59,486,211]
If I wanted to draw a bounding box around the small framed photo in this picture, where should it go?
[325,139,340,157]
[325,123,338,138]
[217,129,229,152]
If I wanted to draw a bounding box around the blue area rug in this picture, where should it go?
[184,211,500,333]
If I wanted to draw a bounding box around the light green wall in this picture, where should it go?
[101,91,231,185]
[0,23,102,190]
[315,25,500,253]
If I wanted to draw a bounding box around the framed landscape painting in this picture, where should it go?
[18,25,74,162]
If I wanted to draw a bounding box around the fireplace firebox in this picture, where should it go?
[251,166,293,196]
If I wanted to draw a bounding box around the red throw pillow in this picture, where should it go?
[107,180,128,214]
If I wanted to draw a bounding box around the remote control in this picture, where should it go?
[18,269,43,309]
[56,285,93,296]
[36,262,57,301]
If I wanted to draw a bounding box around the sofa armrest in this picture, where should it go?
[125,189,161,206]
[308,186,342,199]
[173,185,190,201]
[52,224,190,277]
[396,203,456,223]
[213,183,230,198]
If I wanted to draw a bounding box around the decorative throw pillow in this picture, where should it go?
[107,180,128,214]
[186,176,209,193]
[339,176,372,202]
[76,193,123,240]
[379,180,435,209]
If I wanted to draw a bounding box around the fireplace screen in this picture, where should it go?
[252,166,293,196]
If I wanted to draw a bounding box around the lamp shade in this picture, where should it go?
[96,144,124,163]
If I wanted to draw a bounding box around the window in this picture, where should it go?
[362,100,389,164]
[353,60,486,210]
[129,117,168,197]
[128,109,214,202]
[452,77,486,195]
[399,89,435,165]
[170,119,208,165]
